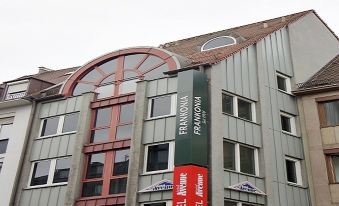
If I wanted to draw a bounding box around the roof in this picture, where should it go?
[160,10,318,67]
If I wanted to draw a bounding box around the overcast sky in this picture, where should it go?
[0,0,338,83]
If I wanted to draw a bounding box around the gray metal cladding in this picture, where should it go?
[19,186,67,206]
[143,117,176,144]
[146,77,177,98]
[138,173,173,202]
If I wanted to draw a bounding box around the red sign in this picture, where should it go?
[173,165,208,206]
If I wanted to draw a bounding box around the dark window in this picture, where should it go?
[0,162,3,174]
[240,145,255,175]
[323,100,339,126]
[333,155,339,182]
[91,128,110,143]
[146,143,169,172]
[150,96,172,118]
[281,115,291,132]
[113,149,129,176]
[94,107,112,128]
[41,117,59,136]
[144,203,167,206]
[82,181,102,197]
[86,153,105,179]
[53,158,71,183]
[277,75,287,91]
[109,178,127,194]
[222,94,233,115]
[0,139,9,154]
[30,160,51,186]
[238,99,252,121]
[202,36,236,51]
[119,103,134,123]
[116,124,132,139]
[224,200,237,206]
[62,113,79,133]
[223,142,235,170]
[286,159,297,183]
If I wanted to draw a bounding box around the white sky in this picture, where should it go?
[0,0,338,83]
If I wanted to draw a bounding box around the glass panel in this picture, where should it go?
[138,55,164,73]
[86,153,105,179]
[53,158,71,183]
[123,71,138,80]
[0,124,12,140]
[109,178,127,194]
[0,139,9,154]
[91,128,110,143]
[119,103,134,123]
[94,107,112,128]
[62,113,79,133]
[146,143,169,172]
[113,149,130,176]
[224,200,237,206]
[281,115,291,132]
[41,116,59,136]
[73,83,95,96]
[223,142,235,170]
[286,159,297,183]
[332,156,339,182]
[119,79,138,94]
[277,75,287,91]
[324,100,339,126]
[143,64,169,81]
[144,203,166,206]
[116,124,132,140]
[240,145,255,175]
[82,181,102,197]
[98,59,118,74]
[238,99,252,121]
[96,84,115,99]
[100,74,115,85]
[222,94,233,115]
[82,68,103,82]
[124,54,147,70]
[30,160,51,186]
[202,36,235,51]
[150,95,172,118]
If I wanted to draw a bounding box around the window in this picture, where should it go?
[29,157,71,187]
[222,93,256,122]
[86,153,105,179]
[276,72,291,93]
[224,200,257,206]
[144,142,174,173]
[91,107,112,143]
[40,113,79,137]
[201,36,236,51]
[148,95,176,119]
[285,156,302,185]
[119,79,138,95]
[223,141,259,176]
[333,155,339,182]
[82,181,102,197]
[0,124,12,155]
[0,161,3,174]
[326,154,339,183]
[62,113,79,133]
[113,149,130,176]
[5,80,28,100]
[95,84,115,99]
[280,112,296,134]
[321,100,339,127]
[116,103,134,140]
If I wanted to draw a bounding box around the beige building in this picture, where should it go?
[295,54,339,206]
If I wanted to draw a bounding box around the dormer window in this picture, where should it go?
[5,80,29,101]
[201,36,236,51]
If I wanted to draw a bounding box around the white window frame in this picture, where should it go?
[141,201,172,206]
[280,112,296,135]
[143,141,174,175]
[201,36,237,51]
[27,157,71,188]
[285,156,302,186]
[222,93,256,122]
[5,80,29,101]
[0,123,12,158]
[147,94,177,120]
[276,72,291,94]
[224,140,259,176]
[38,112,79,138]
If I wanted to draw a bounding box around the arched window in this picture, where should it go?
[201,36,236,51]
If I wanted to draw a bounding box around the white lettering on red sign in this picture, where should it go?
[177,172,187,196]
[195,173,203,197]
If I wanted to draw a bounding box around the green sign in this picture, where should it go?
[174,70,209,167]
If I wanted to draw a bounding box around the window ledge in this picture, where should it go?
[36,131,77,140]
[141,170,173,176]
[222,112,260,125]
[278,89,294,97]
[145,114,176,121]
[281,131,300,138]
[25,182,68,190]
[287,182,305,188]
[223,169,263,179]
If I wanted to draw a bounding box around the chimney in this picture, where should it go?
[38,66,52,74]
[281,17,286,22]
[263,22,268,28]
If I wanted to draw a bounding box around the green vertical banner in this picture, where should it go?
[174,70,209,167]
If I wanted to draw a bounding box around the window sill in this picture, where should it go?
[36,131,77,140]
[278,89,294,96]
[222,112,259,125]
[287,182,305,188]
[223,169,262,179]
[281,131,299,138]
[25,182,68,190]
[142,169,173,176]
[145,114,176,121]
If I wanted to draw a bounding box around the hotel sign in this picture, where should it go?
[139,180,173,193]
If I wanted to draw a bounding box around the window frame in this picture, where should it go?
[201,36,237,51]
[276,72,291,94]
[222,92,256,122]
[285,156,302,186]
[147,94,177,120]
[0,123,12,157]
[318,98,339,128]
[325,153,339,184]
[280,112,296,135]
[141,201,172,206]
[5,80,29,101]
[143,141,174,174]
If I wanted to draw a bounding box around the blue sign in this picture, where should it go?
[228,181,266,195]
[139,180,173,193]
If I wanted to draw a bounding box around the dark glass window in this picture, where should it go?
[30,160,51,186]
[224,200,237,206]
[0,162,3,174]
[41,116,59,136]
[146,143,169,172]
[222,94,233,115]
[116,125,132,139]
[277,75,287,91]
[109,178,127,194]
[323,100,339,126]
[86,153,105,179]
[91,128,110,143]
[238,99,252,121]
[333,155,339,182]
[281,115,291,132]
[82,181,103,197]
[202,36,236,51]
[94,107,112,128]
[223,142,235,170]
[120,103,134,123]
[240,145,255,175]
[144,203,166,206]
[113,149,130,176]
[0,139,9,154]
[62,113,79,133]
[286,159,297,183]
[150,95,172,118]
[53,158,71,183]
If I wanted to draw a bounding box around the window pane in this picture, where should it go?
[124,54,147,70]
[240,146,255,175]
[138,55,164,73]
[332,156,339,182]
[144,203,166,206]
[202,36,235,51]
[0,124,12,139]
[91,128,110,143]
[94,107,112,128]
[123,71,138,80]
[62,113,79,133]
[238,99,252,121]
[146,143,169,172]
[30,160,51,186]
[150,96,172,118]
[119,79,138,94]
[86,153,105,179]
[82,69,102,82]
[224,200,237,206]
[113,149,130,176]
[53,158,71,183]
[323,101,339,126]
[99,59,118,74]
[286,159,297,183]
[96,84,115,99]
[222,94,233,115]
[116,124,132,140]
[101,74,115,85]
[73,83,95,96]
[120,103,134,123]
[109,178,127,194]
[281,115,291,132]
[0,139,9,154]
[223,142,235,170]
[41,117,59,136]
[82,181,102,197]
[277,75,286,91]
[144,64,169,81]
